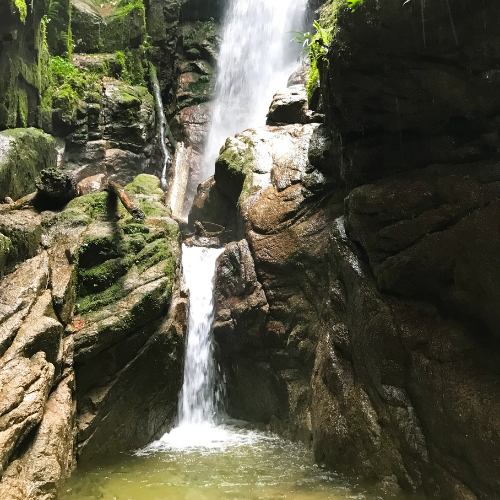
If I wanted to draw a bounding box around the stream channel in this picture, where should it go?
[62,248,419,500]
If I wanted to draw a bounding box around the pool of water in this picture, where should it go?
[62,421,413,500]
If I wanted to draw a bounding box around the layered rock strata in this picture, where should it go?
[0,175,186,498]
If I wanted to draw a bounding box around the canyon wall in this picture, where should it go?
[201,1,500,498]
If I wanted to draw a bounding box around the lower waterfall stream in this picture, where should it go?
[62,248,416,500]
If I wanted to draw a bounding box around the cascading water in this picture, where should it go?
[150,68,172,190]
[202,0,307,177]
[178,245,224,425]
[149,244,234,450]
[63,2,419,498]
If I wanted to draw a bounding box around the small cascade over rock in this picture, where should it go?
[203,0,307,177]
[178,245,225,424]
[150,67,174,190]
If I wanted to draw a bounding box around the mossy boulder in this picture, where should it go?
[0,128,57,201]
[70,176,180,362]
[71,0,146,54]
[214,136,255,204]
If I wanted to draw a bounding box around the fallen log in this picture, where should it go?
[107,181,146,220]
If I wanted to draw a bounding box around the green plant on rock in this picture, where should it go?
[347,0,364,10]
[13,0,27,23]
[291,20,332,100]
[50,56,100,121]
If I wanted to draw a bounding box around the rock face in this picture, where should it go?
[0,0,52,131]
[207,7,500,492]
[0,175,186,498]
[71,0,146,54]
[60,77,159,186]
[0,129,57,201]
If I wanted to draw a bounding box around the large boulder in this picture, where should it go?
[0,129,57,201]
[0,174,186,496]
[209,110,500,498]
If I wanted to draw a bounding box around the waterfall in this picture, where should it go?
[178,245,225,425]
[150,67,174,190]
[203,0,307,176]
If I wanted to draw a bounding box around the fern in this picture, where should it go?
[292,21,332,100]
[46,0,63,23]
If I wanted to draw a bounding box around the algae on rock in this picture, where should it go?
[0,128,57,201]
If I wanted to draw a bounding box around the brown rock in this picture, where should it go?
[0,352,54,476]
[0,252,49,326]
[0,374,76,500]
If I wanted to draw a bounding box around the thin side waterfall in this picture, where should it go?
[150,68,172,190]
[202,0,307,176]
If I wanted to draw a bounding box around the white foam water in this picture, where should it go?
[179,245,225,425]
[203,0,308,177]
[151,69,171,190]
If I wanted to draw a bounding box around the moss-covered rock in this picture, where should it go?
[71,0,146,54]
[214,136,255,204]
[0,0,52,131]
[0,128,57,201]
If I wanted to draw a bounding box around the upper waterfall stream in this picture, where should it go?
[203,0,307,176]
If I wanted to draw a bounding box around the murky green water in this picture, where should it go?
[62,422,415,500]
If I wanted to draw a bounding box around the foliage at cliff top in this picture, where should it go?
[13,0,27,22]
[292,21,332,100]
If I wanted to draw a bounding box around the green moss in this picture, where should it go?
[115,51,126,75]
[17,90,28,128]
[50,56,100,122]
[14,0,27,22]
[0,128,57,201]
[112,0,145,18]
[65,191,109,220]
[307,63,320,101]
[127,232,147,253]
[79,255,133,294]
[59,207,92,226]
[217,137,254,176]
[78,233,127,270]
[53,83,79,121]
[75,236,175,316]
[124,174,164,196]
[122,223,150,235]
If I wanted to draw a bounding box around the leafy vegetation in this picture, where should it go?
[50,56,100,121]
[348,0,364,10]
[291,20,333,100]
[14,0,27,22]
